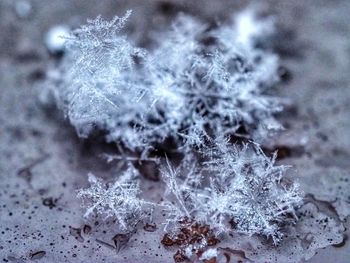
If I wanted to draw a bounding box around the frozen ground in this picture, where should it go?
[0,0,349,262]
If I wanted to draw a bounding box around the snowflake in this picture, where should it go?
[161,141,302,244]
[77,166,154,231]
[144,10,283,149]
[48,9,303,244]
[48,9,284,154]
[52,11,154,153]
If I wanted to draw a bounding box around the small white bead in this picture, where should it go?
[45,25,70,54]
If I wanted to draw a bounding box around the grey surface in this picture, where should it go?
[0,0,349,262]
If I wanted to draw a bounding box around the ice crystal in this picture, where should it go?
[160,157,198,231]
[77,167,154,231]
[51,8,302,245]
[54,10,153,151]
[161,142,302,244]
[49,9,283,153]
[148,12,282,148]
[200,142,302,243]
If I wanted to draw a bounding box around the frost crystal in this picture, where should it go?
[50,9,303,246]
[147,12,282,148]
[49,9,283,153]
[200,142,302,244]
[161,142,302,244]
[160,157,198,230]
[77,167,154,231]
[55,10,153,151]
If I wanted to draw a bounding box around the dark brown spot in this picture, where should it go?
[263,145,305,160]
[161,234,174,246]
[223,252,230,263]
[204,257,217,263]
[112,233,131,252]
[143,222,157,232]
[198,225,210,235]
[30,251,46,260]
[173,250,188,263]
[83,224,91,235]
[207,237,220,246]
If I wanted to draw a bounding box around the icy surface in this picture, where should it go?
[1,0,350,262]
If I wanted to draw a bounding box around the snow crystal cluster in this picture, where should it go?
[51,9,282,153]
[49,9,302,245]
[161,141,302,244]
